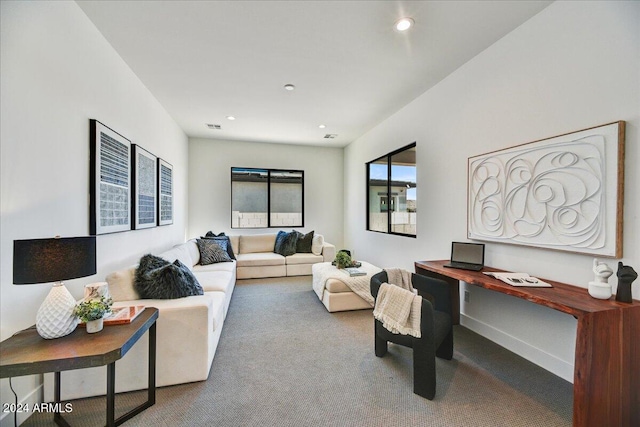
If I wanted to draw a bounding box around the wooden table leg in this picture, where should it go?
[574,308,640,426]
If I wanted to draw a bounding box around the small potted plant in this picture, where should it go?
[74,296,113,333]
[334,251,352,269]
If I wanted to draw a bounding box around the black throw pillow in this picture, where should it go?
[200,235,236,260]
[294,230,314,253]
[274,230,299,257]
[196,238,233,265]
[205,231,226,238]
[135,254,203,299]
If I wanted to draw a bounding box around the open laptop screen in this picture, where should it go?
[451,242,484,265]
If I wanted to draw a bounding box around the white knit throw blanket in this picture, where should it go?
[312,262,381,306]
[373,269,422,338]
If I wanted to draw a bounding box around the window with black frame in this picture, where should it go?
[231,167,304,228]
[366,143,416,237]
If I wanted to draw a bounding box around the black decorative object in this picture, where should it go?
[615,262,637,303]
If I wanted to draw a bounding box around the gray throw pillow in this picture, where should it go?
[135,254,203,299]
[197,238,233,264]
[274,231,299,256]
[200,235,236,260]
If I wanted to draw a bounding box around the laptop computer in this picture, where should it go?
[443,242,485,271]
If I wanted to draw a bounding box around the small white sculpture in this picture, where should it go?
[588,258,613,299]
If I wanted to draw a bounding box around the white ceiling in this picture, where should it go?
[77,1,552,147]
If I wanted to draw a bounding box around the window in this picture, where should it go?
[366,143,416,236]
[231,167,304,228]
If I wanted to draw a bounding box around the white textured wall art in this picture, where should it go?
[468,121,624,257]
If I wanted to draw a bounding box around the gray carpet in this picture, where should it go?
[23,276,573,426]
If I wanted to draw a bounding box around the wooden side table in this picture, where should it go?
[0,307,158,427]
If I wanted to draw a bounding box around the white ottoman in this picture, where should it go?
[312,261,382,312]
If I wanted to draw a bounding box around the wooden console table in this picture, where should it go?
[0,307,158,427]
[415,260,639,427]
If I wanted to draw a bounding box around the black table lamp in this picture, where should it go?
[13,236,96,339]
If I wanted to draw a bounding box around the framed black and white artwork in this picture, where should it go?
[90,119,132,235]
[157,158,174,226]
[132,144,157,229]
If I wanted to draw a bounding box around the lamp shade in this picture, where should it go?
[13,236,96,284]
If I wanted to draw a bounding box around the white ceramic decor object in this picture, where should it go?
[36,284,79,339]
[86,317,104,333]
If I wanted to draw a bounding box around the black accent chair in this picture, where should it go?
[370,271,453,400]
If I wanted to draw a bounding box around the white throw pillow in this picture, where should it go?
[311,234,324,255]
[105,266,139,302]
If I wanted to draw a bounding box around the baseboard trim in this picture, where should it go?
[0,381,42,427]
[460,313,574,383]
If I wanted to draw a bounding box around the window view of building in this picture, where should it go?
[367,143,416,236]
[231,167,304,228]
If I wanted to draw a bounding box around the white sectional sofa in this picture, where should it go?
[44,232,334,401]
[229,233,335,279]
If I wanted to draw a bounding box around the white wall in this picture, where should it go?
[188,138,344,247]
[0,2,188,424]
[344,0,639,382]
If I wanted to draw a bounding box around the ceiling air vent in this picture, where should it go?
[206,123,222,130]
[323,134,338,139]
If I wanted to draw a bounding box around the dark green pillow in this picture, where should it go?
[135,254,203,299]
[274,231,298,256]
[294,230,314,253]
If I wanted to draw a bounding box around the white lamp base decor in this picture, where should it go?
[36,283,79,339]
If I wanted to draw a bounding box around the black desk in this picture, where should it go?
[0,307,158,427]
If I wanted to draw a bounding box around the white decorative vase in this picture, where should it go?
[84,282,110,301]
[86,318,104,333]
[84,282,112,316]
[36,283,79,339]
[588,281,612,300]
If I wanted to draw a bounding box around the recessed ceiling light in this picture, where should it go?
[226,116,236,120]
[318,124,326,129]
[284,84,296,91]
[395,17,414,32]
